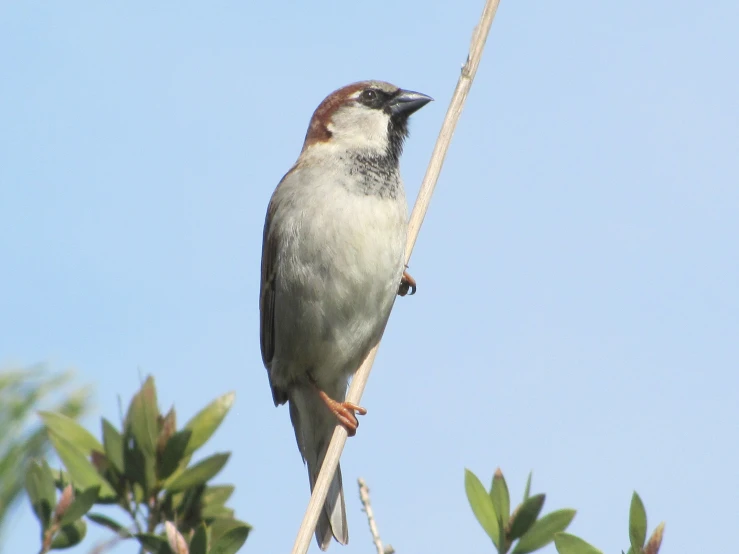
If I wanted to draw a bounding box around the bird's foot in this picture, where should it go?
[331,401,367,437]
[398,269,417,296]
[315,388,367,437]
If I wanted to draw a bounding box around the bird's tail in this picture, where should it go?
[289,383,348,550]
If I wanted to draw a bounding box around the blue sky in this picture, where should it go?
[1,1,738,553]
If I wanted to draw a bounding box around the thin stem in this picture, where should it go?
[87,532,129,554]
[121,485,143,534]
[289,1,502,552]
[39,521,59,554]
[146,493,160,533]
[358,478,388,554]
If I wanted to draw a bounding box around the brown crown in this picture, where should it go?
[302,81,376,150]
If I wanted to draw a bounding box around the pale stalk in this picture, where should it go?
[290,1,502,552]
[358,478,386,554]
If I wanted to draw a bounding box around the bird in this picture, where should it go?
[259,80,431,550]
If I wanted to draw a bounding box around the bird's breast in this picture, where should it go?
[287,176,407,309]
[271,169,407,384]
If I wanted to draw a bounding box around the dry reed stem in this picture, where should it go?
[290,1,501,552]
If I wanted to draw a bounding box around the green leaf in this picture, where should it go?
[173,485,207,530]
[203,485,235,507]
[629,492,647,550]
[513,509,576,554]
[25,460,56,529]
[132,482,145,504]
[202,504,235,519]
[39,411,104,456]
[50,519,87,549]
[490,468,510,542]
[136,533,173,554]
[53,468,71,490]
[123,431,150,492]
[123,379,160,494]
[40,460,61,501]
[88,451,123,501]
[87,512,131,537]
[210,524,251,554]
[554,533,603,554]
[165,453,230,493]
[47,432,116,498]
[159,429,192,480]
[183,392,235,456]
[59,486,99,526]
[509,494,545,541]
[127,376,159,457]
[523,472,533,502]
[189,524,209,554]
[102,418,124,473]
[464,469,499,546]
[24,464,46,525]
[209,518,251,546]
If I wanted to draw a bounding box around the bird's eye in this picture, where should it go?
[361,89,377,101]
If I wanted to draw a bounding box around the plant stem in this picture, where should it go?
[289,0,502,552]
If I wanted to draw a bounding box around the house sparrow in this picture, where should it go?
[259,80,431,549]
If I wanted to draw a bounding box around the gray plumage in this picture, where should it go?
[259,80,431,549]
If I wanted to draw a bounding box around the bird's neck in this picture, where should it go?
[297,143,403,200]
[342,150,402,200]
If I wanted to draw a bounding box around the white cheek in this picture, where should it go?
[328,107,389,153]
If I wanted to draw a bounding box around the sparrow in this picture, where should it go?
[259,80,431,549]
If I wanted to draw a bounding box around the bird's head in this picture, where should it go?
[301,80,432,161]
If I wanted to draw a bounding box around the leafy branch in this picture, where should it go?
[465,468,665,554]
[0,366,90,542]
[25,376,250,554]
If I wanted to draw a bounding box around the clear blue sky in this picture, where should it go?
[1,1,737,553]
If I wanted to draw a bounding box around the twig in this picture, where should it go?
[87,533,128,554]
[358,478,392,554]
[290,1,501,552]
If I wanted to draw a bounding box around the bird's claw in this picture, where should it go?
[314,386,367,437]
[398,270,417,297]
[331,401,367,437]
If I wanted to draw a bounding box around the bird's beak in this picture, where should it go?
[389,89,433,116]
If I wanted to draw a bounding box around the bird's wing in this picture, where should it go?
[259,193,279,369]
